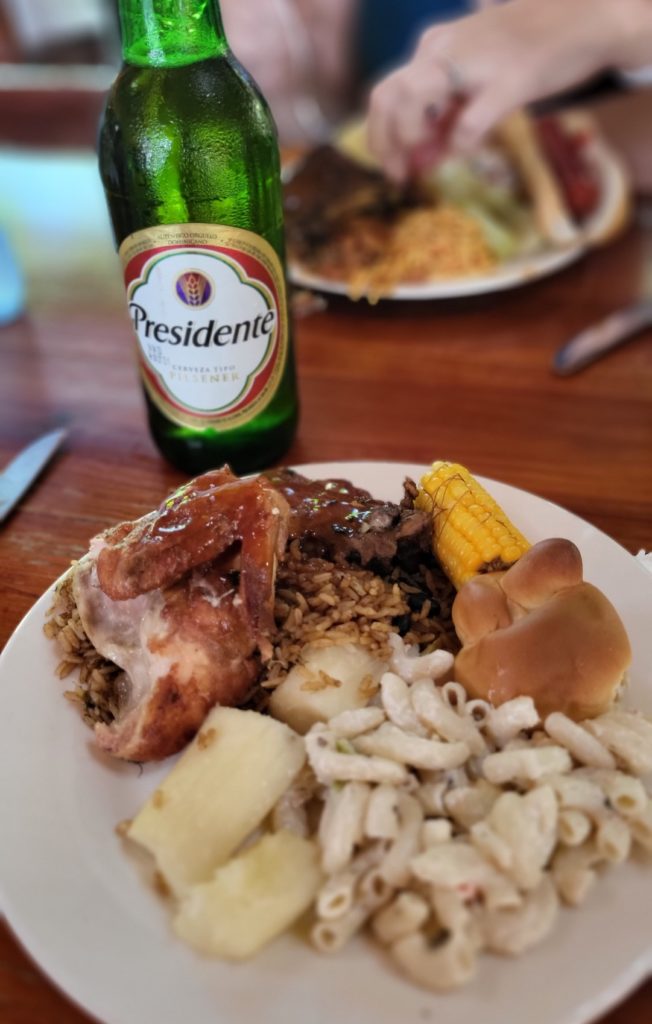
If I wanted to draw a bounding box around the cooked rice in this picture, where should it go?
[45,571,123,725]
[45,543,458,722]
[348,205,497,301]
[265,539,457,685]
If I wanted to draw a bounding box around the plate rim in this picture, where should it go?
[1,459,651,1024]
[289,246,584,301]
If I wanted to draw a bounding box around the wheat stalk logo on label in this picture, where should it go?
[176,270,213,308]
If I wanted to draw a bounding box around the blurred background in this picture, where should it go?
[1,0,651,329]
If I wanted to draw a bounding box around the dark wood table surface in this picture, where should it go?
[0,83,651,1024]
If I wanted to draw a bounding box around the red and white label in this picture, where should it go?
[120,223,288,430]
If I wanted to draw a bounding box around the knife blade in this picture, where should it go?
[552,300,652,376]
[0,428,67,524]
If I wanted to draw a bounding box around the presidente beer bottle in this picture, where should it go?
[99,0,298,475]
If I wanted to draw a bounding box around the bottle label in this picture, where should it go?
[119,223,289,430]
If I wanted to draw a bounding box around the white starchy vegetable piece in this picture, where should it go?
[481,875,559,956]
[389,927,478,992]
[305,728,408,785]
[593,809,632,864]
[354,721,470,771]
[482,745,572,785]
[444,780,501,830]
[582,713,652,775]
[411,840,507,896]
[552,840,603,906]
[379,793,424,886]
[173,831,321,959]
[544,713,616,769]
[575,767,648,819]
[486,787,558,891]
[380,672,427,736]
[469,820,514,873]
[484,696,540,747]
[268,642,384,734]
[311,903,370,953]
[545,773,606,813]
[328,706,386,738]
[365,784,400,840]
[420,818,454,848]
[372,891,430,945]
[388,631,454,682]
[127,707,306,896]
[558,809,592,847]
[320,782,370,875]
[411,679,487,755]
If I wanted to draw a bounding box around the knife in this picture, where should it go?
[552,300,652,376]
[0,428,67,524]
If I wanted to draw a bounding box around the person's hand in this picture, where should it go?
[368,0,652,181]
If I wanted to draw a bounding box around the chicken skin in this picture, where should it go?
[73,472,290,761]
[97,472,288,650]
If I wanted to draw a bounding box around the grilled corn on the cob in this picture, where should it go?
[415,461,531,589]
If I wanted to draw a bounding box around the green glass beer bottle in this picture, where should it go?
[99,0,298,475]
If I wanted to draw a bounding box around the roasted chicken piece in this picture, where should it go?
[97,472,288,648]
[73,474,290,761]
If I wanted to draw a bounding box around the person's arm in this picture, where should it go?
[368,0,652,180]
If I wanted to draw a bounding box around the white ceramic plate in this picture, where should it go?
[1,461,650,1024]
[288,124,629,301]
[290,245,583,301]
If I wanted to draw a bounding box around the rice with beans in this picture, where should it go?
[266,541,457,686]
[45,545,458,723]
[44,570,124,725]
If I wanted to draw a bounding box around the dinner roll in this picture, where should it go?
[452,539,631,720]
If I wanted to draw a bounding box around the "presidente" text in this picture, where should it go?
[130,303,276,347]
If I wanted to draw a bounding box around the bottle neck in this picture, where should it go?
[118,0,228,68]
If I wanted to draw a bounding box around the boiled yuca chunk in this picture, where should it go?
[269,642,384,734]
[174,830,322,959]
[127,708,306,896]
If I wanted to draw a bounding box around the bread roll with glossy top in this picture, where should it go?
[452,539,631,720]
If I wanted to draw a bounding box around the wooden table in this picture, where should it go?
[0,86,651,1024]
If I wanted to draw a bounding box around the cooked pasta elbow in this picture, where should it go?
[482,876,559,956]
[389,928,478,991]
